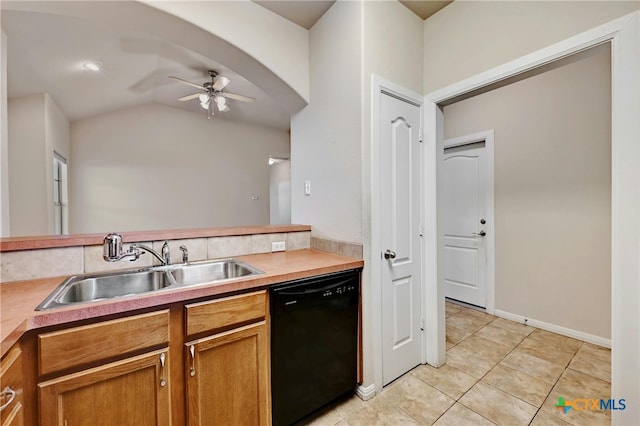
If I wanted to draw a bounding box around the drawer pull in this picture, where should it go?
[0,386,16,411]
[159,353,167,387]
[189,344,196,377]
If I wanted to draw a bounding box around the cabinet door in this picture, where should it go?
[39,349,170,426]
[1,346,23,426]
[186,322,269,426]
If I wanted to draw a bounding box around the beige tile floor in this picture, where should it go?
[297,301,611,426]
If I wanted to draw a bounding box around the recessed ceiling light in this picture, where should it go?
[83,61,102,72]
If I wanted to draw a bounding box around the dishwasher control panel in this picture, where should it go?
[323,284,357,297]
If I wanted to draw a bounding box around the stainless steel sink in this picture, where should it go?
[170,259,263,286]
[36,269,173,310]
[36,259,264,310]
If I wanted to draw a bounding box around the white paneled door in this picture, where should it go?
[380,92,422,386]
[442,138,492,307]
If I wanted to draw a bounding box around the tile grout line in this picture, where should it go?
[446,306,545,423]
[450,304,604,426]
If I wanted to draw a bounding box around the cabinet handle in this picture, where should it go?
[0,386,16,411]
[159,353,167,387]
[189,344,196,377]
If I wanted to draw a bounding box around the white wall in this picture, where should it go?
[444,46,612,339]
[8,95,48,236]
[7,93,70,236]
[423,1,639,93]
[291,1,363,243]
[45,93,70,162]
[291,0,424,391]
[1,29,9,236]
[70,103,289,234]
[269,159,291,225]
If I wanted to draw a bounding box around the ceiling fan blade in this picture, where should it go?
[177,93,202,102]
[168,76,204,90]
[212,75,230,91]
[223,92,256,103]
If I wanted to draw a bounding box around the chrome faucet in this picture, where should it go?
[103,233,171,265]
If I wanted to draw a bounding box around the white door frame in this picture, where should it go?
[370,75,424,395]
[442,130,495,314]
[423,11,640,424]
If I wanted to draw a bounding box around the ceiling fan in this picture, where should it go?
[169,70,255,119]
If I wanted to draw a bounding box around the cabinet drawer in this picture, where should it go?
[0,346,23,426]
[39,310,169,376]
[185,290,267,336]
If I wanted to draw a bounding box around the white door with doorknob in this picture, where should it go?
[442,134,493,308]
[380,92,422,386]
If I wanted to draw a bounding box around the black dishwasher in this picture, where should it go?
[270,269,360,426]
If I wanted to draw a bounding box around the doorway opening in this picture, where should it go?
[53,152,68,235]
[424,13,640,422]
[441,43,611,345]
[268,154,291,225]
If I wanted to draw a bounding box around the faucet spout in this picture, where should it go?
[130,243,170,266]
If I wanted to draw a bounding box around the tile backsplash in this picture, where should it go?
[311,237,363,259]
[1,231,311,283]
[0,247,84,282]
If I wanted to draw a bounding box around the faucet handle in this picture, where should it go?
[179,245,189,264]
[161,241,170,264]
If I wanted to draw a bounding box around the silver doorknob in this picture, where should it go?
[472,231,486,237]
[384,249,397,259]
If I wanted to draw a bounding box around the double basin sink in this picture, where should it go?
[36,259,264,310]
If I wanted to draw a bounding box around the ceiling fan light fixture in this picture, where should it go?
[199,93,210,110]
[170,71,254,119]
[216,76,230,89]
[215,95,228,112]
[83,61,102,72]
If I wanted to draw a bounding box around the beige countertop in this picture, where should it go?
[1,249,363,357]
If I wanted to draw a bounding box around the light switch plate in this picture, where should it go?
[272,241,286,252]
[304,180,311,196]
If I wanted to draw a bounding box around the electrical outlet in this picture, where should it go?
[271,241,286,252]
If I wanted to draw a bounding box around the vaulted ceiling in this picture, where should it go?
[254,1,453,29]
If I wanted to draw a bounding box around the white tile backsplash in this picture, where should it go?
[208,236,252,259]
[0,230,311,283]
[250,233,287,254]
[1,247,84,282]
[287,232,311,250]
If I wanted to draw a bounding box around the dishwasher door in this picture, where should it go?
[270,270,359,426]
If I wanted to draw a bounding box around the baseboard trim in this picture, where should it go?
[493,309,611,348]
[355,384,376,401]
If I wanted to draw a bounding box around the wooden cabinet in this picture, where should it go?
[36,311,170,426]
[38,349,171,426]
[185,290,270,426]
[1,345,23,426]
[27,290,270,426]
[38,311,169,376]
[186,322,269,426]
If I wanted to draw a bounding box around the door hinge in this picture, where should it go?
[420,317,425,331]
[418,128,423,142]
[419,223,424,237]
